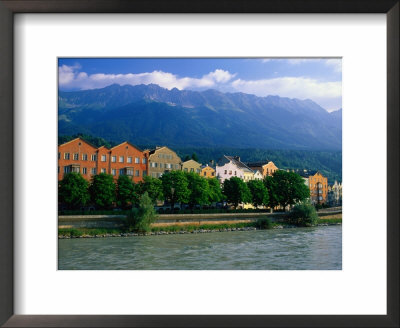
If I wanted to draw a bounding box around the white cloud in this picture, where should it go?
[231,76,342,110]
[324,58,342,73]
[58,66,235,91]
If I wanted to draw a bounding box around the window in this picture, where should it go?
[72,166,80,173]
[150,162,157,168]
[101,155,107,162]
[73,153,79,160]
[212,172,215,176]
[204,172,206,176]
[82,154,88,161]
[127,157,132,163]
[82,167,87,174]
[111,169,116,176]
[196,169,200,174]
[111,156,116,162]
[229,170,232,175]
[151,173,156,178]
[119,156,124,163]
[159,163,163,169]
[184,168,188,172]
[135,170,140,177]
[91,168,96,175]
[63,166,70,173]
[58,152,60,159]
[64,152,70,160]
[143,170,147,177]
[175,164,179,169]
[142,158,147,164]
[126,169,133,176]
[91,154,97,161]
[224,170,227,174]
[190,168,194,173]
[135,157,140,164]
[101,168,106,173]
[119,169,124,176]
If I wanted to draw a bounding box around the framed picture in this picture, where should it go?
[0,0,398,327]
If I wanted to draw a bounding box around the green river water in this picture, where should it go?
[58,225,341,270]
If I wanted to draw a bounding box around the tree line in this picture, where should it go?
[58,170,310,211]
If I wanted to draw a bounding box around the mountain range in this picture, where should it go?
[58,84,342,150]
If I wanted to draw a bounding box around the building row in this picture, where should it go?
[58,137,340,205]
[58,138,216,183]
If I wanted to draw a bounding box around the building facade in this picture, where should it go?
[328,180,342,206]
[108,142,148,183]
[253,170,263,180]
[181,159,202,174]
[308,171,328,204]
[147,146,182,178]
[58,138,148,183]
[201,165,216,178]
[246,161,279,178]
[58,138,98,181]
[216,156,254,184]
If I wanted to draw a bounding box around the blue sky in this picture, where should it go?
[58,58,342,111]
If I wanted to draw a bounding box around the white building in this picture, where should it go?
[216,155,256,183]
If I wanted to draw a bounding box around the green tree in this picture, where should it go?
[116,175,139,209]
[139,175,163,204]
[191,153,199,162]
[89,173,116,209]
[126,192,158,233]
[288,202,318,227]
[58,172,90,209]
[222,177,252,209]
[185,172,209,209]
[161,171,190,209]
[272,170,310,210]
[247,179,269,208]
[263,175,281,211]
[183,155,191,162]
[207,178,223,204]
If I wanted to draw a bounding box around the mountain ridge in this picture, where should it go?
[58,84,342,151]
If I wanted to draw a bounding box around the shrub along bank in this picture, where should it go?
[58,214,342,238]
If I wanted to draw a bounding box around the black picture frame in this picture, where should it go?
[0,1,398,327]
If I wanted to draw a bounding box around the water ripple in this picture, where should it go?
[58,226,342,270]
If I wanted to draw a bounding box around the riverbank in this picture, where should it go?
[58,217,342,239]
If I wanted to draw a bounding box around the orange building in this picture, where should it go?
[308,171,328,204]
[58,138,98,181]
[246,161,278,178]
[200,165,216,178]
[58,138,148,183]
[300,171,328,204]
[108,142,148,183]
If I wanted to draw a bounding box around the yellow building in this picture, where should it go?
[181,159,202,174]
[297,170,328,204]
[201,165,216,178]
[147,146,182,178]
[309,171,328,204]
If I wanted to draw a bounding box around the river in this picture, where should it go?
[58,225,342,270]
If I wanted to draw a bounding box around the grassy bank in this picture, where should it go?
[58,216,341,238]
